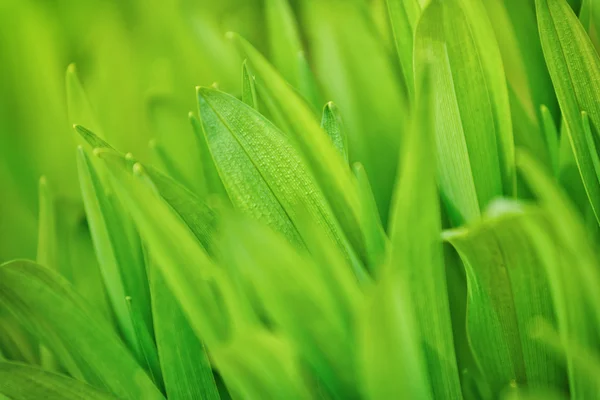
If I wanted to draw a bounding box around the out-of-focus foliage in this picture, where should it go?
[1,0,600,399]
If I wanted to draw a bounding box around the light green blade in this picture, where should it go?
[415,0,514,226]
[148,257,220,400]
[241,60,258,110]
[77,146,161,385]
[264,0,303,87]
[320,101,348,163]
[536,0,600,226]
[387,70,462,399]
[0,362,117,400]
[0,261,163,400]
[386,0,421,99]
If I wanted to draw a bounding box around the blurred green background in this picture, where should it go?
[0,0,268,262]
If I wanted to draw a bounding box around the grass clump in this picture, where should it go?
[1,0,600,399]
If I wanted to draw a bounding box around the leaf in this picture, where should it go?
[540,105,560,175]
[535,0,600,225]
[320,101,348,163]
[386,70,462,399]
[299,0,406,222]
[212,330,311,400]
[148,258,220,400]
[444,202,564,393]
[241,60,258,110]
[265,0,303,87]
[95,150,235,348]
[296,51,322,112]
[415,0,515,225]
[188,112,229,198]
[76,147,161,385]
[517,151,600,399]
[0,261,163,400]
[217,216,359,397]
[148,139,194,193]
[386,0,421,99]
[196,86,364,275]
[66,64,102,137]
[228,33,367,258]
[358,273,432,400]
[0,362,116,400]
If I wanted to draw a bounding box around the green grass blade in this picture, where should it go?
[0,261,163,400]
[541,105,560,175]
[76,147,161,384]
[535,0,600,226]
[415,0,514,225]
[320,101,348,163]
[265,0,303,87]
[66,64,102,137]
[228,33,367,258]
[196,86,364,275]
[148,258,220,400]
[386,0,421,99]
[387,70,462,399]
[241,60,258,110]
[0,362,117,400]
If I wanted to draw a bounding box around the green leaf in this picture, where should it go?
[386,0,421,99]
[188,112,229,198]
[296,51,322,112]
[228,33,367,258]
[299,0,406,222]
[148,258,220,400]
[0,261,163,400]
[241,60,258,110]
[196,86,364,275]
[76,147,161,385]
[265,0,303,87]
[66,64,102,137]
[387,70,462,399]
[517,151,600,399]
[320,101,348,163]
[95,150,234,348]
[0,362,116,400]
[535,0,600,225]
[148,139,195,194]
[217,216,359,397]
[444,202,564,392]
[415,0,515,225]
[540,105,560,175]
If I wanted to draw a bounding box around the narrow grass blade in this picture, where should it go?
[386,0,421,99]
[541,105,560,175]
[321,101,348,163]
[536,0,600,225]
[265,0,303,87]
[387,70,462,398]
[415,0,514,225]
[241,60,258,110]
[0,261,163,400]
[0,362,116,400]
[148,258,220,400]
[66,64,102,137]
[76,147,161,385]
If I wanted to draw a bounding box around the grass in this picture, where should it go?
[1,0,600,398]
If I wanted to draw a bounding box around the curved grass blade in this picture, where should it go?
[445,202,564,393]
[0,261,163,400]
[535,0,600,225]
[196,87,364,276]
[415,0,514,225]
[0,362,116,400]
[66,64,102,137]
